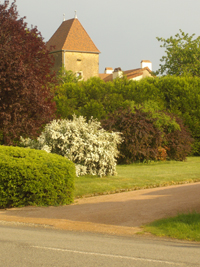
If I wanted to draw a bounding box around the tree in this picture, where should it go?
[156,29,200,76]
[0,1,56,145]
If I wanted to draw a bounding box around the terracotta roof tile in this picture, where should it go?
[124,67,152,76]
[99,73,113,82]
[47,18,100,53]
[99,67,152,82]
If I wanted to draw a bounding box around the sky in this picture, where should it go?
[11,0,200,73]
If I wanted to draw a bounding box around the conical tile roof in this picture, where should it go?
[46,18,100,53]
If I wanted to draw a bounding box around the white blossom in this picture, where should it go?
[20,115,122,177]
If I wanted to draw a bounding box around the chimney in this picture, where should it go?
[141,60,152,71]
[113,67,123,79]
[104,67,114,74]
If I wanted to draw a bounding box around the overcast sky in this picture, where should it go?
[14,0,200,73]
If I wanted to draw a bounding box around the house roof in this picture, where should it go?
[46,18,100,54]
[99,73,113,82]
[99,67,152,82]
[123,68,143,79]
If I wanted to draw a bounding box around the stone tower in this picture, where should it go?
[46,17,100,80]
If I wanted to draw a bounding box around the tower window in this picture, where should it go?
[76,71,83,79]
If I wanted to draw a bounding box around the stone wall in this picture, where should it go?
[64,51,99,80]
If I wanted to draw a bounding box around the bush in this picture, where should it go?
[132,76,200,154]
[163,115,193,160]
[137,101,193,160]
[102,107,162,164]
[54,76,132,121]
[54,75,200,155]
[0,145,75,208]
[20,116,122,177]
[102,107,193,163]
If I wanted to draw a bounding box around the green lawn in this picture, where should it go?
[143,212,200,242]
[74,157,200,198]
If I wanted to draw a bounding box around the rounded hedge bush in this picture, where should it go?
[0,145,75,208]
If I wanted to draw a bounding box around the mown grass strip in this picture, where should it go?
[143,212,200,241]
[74,157,200,198]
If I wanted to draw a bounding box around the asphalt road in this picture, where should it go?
[1,223,200,267]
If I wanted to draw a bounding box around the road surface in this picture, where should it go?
[1,223,200,267]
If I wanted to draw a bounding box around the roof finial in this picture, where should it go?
[74,10,77,19]
[63,13,65,21]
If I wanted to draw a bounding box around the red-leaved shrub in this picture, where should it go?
[102,107,162,164]
[102,107,193,163]
[163,115,193,161]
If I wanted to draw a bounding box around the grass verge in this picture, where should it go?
[143,212,200,242]
[74,157,200,198]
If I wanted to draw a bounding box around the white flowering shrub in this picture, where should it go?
[20,116,122,177]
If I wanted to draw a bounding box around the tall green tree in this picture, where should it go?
[156,29,200,76]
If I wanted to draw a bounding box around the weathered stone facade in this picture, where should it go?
[47,18,100,80]
[64,52,99,80]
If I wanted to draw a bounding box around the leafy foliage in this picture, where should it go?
[156,29,200,76]
[0,1,56,145]
[54,71,200,155]
[135,100,180,133]
[0,145,75,208]
[54,76,132,120]
[128,76,200,155]
[20,116,122,177]
[137,101,193,160]
[102,106,193,163]
[163,115,193,160]
[102,107,162,164]
[56,66,81,85]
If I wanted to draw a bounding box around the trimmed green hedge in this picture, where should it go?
[54,76,200,155]
[0,145,75,208]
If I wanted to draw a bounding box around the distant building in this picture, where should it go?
[47,15,153,81]
[46,16,100,80]
[99,60,153,82]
